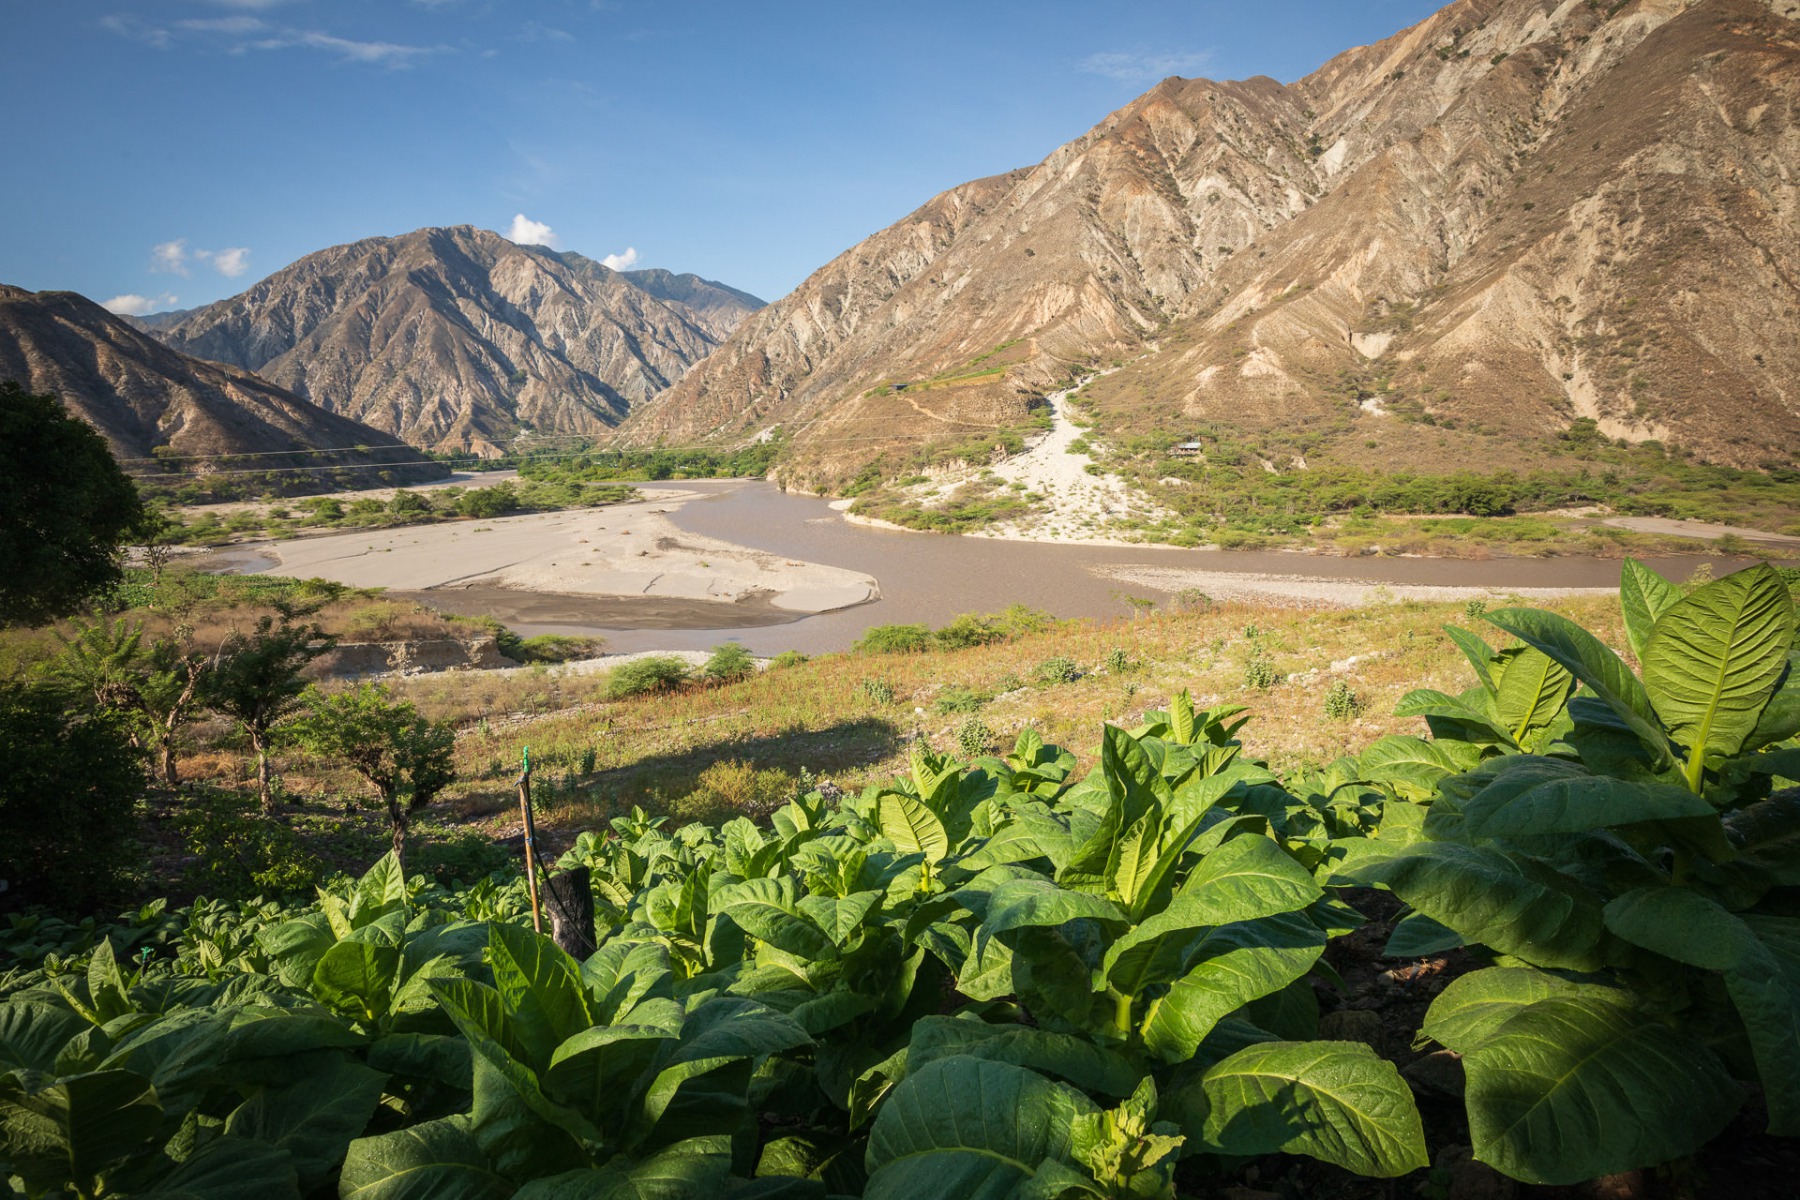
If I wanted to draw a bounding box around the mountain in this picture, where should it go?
[152,226,764,455]
[0,285,439,485]
[621,0,1800,485]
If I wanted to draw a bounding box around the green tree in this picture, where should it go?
[203,605,333,813]
[40,617,210,785]
[701,642,756,683]
[0,381,145,625]
[290,683,457,861]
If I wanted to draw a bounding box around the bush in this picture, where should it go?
[934,686,990,714]
[701,642,756,683]
[1036,657,1080,685]
[1105,648,1133,673]
[768,650,809,669]
[1323,679,1364,721]
[859,679,896,705]
[605,656,692,700]
[0,681,146,911]
[516,634,607,663]
[854,623,933,654]
[933,613,1005,650]
[1243,649,1279,690]
[957,716,994,759]
[173,787,318,899]
[668,760,795,826]
[458,483,519,519]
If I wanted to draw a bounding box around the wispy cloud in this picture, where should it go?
[197,247,252,277]
[601,247,639,271]
[103,292,180,317]
[513,21,575,43]
[506,214,559,248]
[1077,49,1213,83]
[151,240,189,276]
[103,11,444,67]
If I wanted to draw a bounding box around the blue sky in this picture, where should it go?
[0,0,1445,314]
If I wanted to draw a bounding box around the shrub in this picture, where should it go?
[934,686,990,714]
[854,623,933,654]
[0,681,145,910]
[669,759,795,826]
[458,483,519,519]
[604,655,691,700]
[1323,679,1364,721]
[173,787,318,899]
[701,642,756,683]
[1105,648,1132,673]
[768,650,809,669]
[517,635,606,663]
[1243,648,1279,690]
[859,678,896,705]
[1463,598,1488,621]
[1036,656,1080,685]
[933,613,1005,650]
[957,716,994,759]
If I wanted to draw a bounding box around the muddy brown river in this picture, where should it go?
[462,480,1733,655]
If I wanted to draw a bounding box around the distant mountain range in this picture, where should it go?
[0,285,437,486]
[620,0,1800,484]
[149,226,763,455]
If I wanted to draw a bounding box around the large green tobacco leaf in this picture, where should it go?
[340,1116,511,1200]
[1602,887,1754,971]
[908,1016,1140,1099]
[1139,913,1325,1063]
[1340,843,1607,971]
[1458,764,1716,839]
[864,1056,1095,1200]
[976,878,1130,953]
[1493,647,1575,745]
[878,790,950,863]
[137,1135,300,1200]
[1392,690,1514,748]
[1444,625,1500,694]
[1641,564,1795,765]
[1175,833,1321,924]
[1619,558,1686,661]
[1356,735,1480,801]
[0,1002,90,1074]
[222,1058,387,1191]
[1192,1041,1427,1177]
[1421,967,1632,1055]
[311,940,401,1022]
[0,1068,162,1195]
[1485,608,1672,766]
[513,1135,733,1199]
[1461,997,1739,1184]
[487,921,595,1067]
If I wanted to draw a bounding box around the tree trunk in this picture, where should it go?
[546,867,596,959]
[386,790,408,865]
[159,731,179,786]
[253,730,274,814]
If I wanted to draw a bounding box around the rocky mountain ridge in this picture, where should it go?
[152,226,764,455]
[621,0,1800,485]
[0,285,438,485]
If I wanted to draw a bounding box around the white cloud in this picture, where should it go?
[513,21,575,43]
[197,247,252,277]
[601,247,639,271]
[102,292,180,317]
[150,239,189,275]
[1077,50,1213,83]
[178,16,268,34]
[506,214,560,248]
[242,30,439,65]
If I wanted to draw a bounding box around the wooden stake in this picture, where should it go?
[519,745,542,934]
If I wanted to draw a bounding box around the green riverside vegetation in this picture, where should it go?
[6,559,1800,1195]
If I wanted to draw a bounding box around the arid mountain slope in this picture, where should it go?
[154,226,763,455]
[624,0,1800,484]
[0,285,437,483]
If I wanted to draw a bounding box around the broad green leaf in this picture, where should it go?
[796,892,880,949]
[1140,912,1324,1062]
[879,790,950,863]
[487,921,594,1067]
[1620,558,1685,661]
[0,1003,90,1074]
[1486,608,1672,766]
[513,1135,733,1199]
[864,1057,1095,1200]
[1462,997,1739,1184]
[1192,1041,1427,1177]
[1175,833,1321,924]
[1105,810,1161,912]
[977,878,1129,955]
[0,1068,162,1196]
[1340,843,1607,971]
[356,851,409,918]
[224,1058,387,1191]
[1602,887,1754,971]
[137,1135,300,1200]
[1461,771,1716,839]
[340,1116,511,1200]
[1099,724,1171,826]
[1734,914,1800,1135]
[1393,689,1513,747]
[1422,967,1631,1055]
[1356,735,1478,801]
[1642,564,1795,763]
[719,879,834,961]
[1493,647,1574,744]
[311,940,400,1023]
[1382,912,1462,958]
[908,1016,1141,1098]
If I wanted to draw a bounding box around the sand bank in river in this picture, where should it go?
[1092,564,1615,608]
[229,489,878,617]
